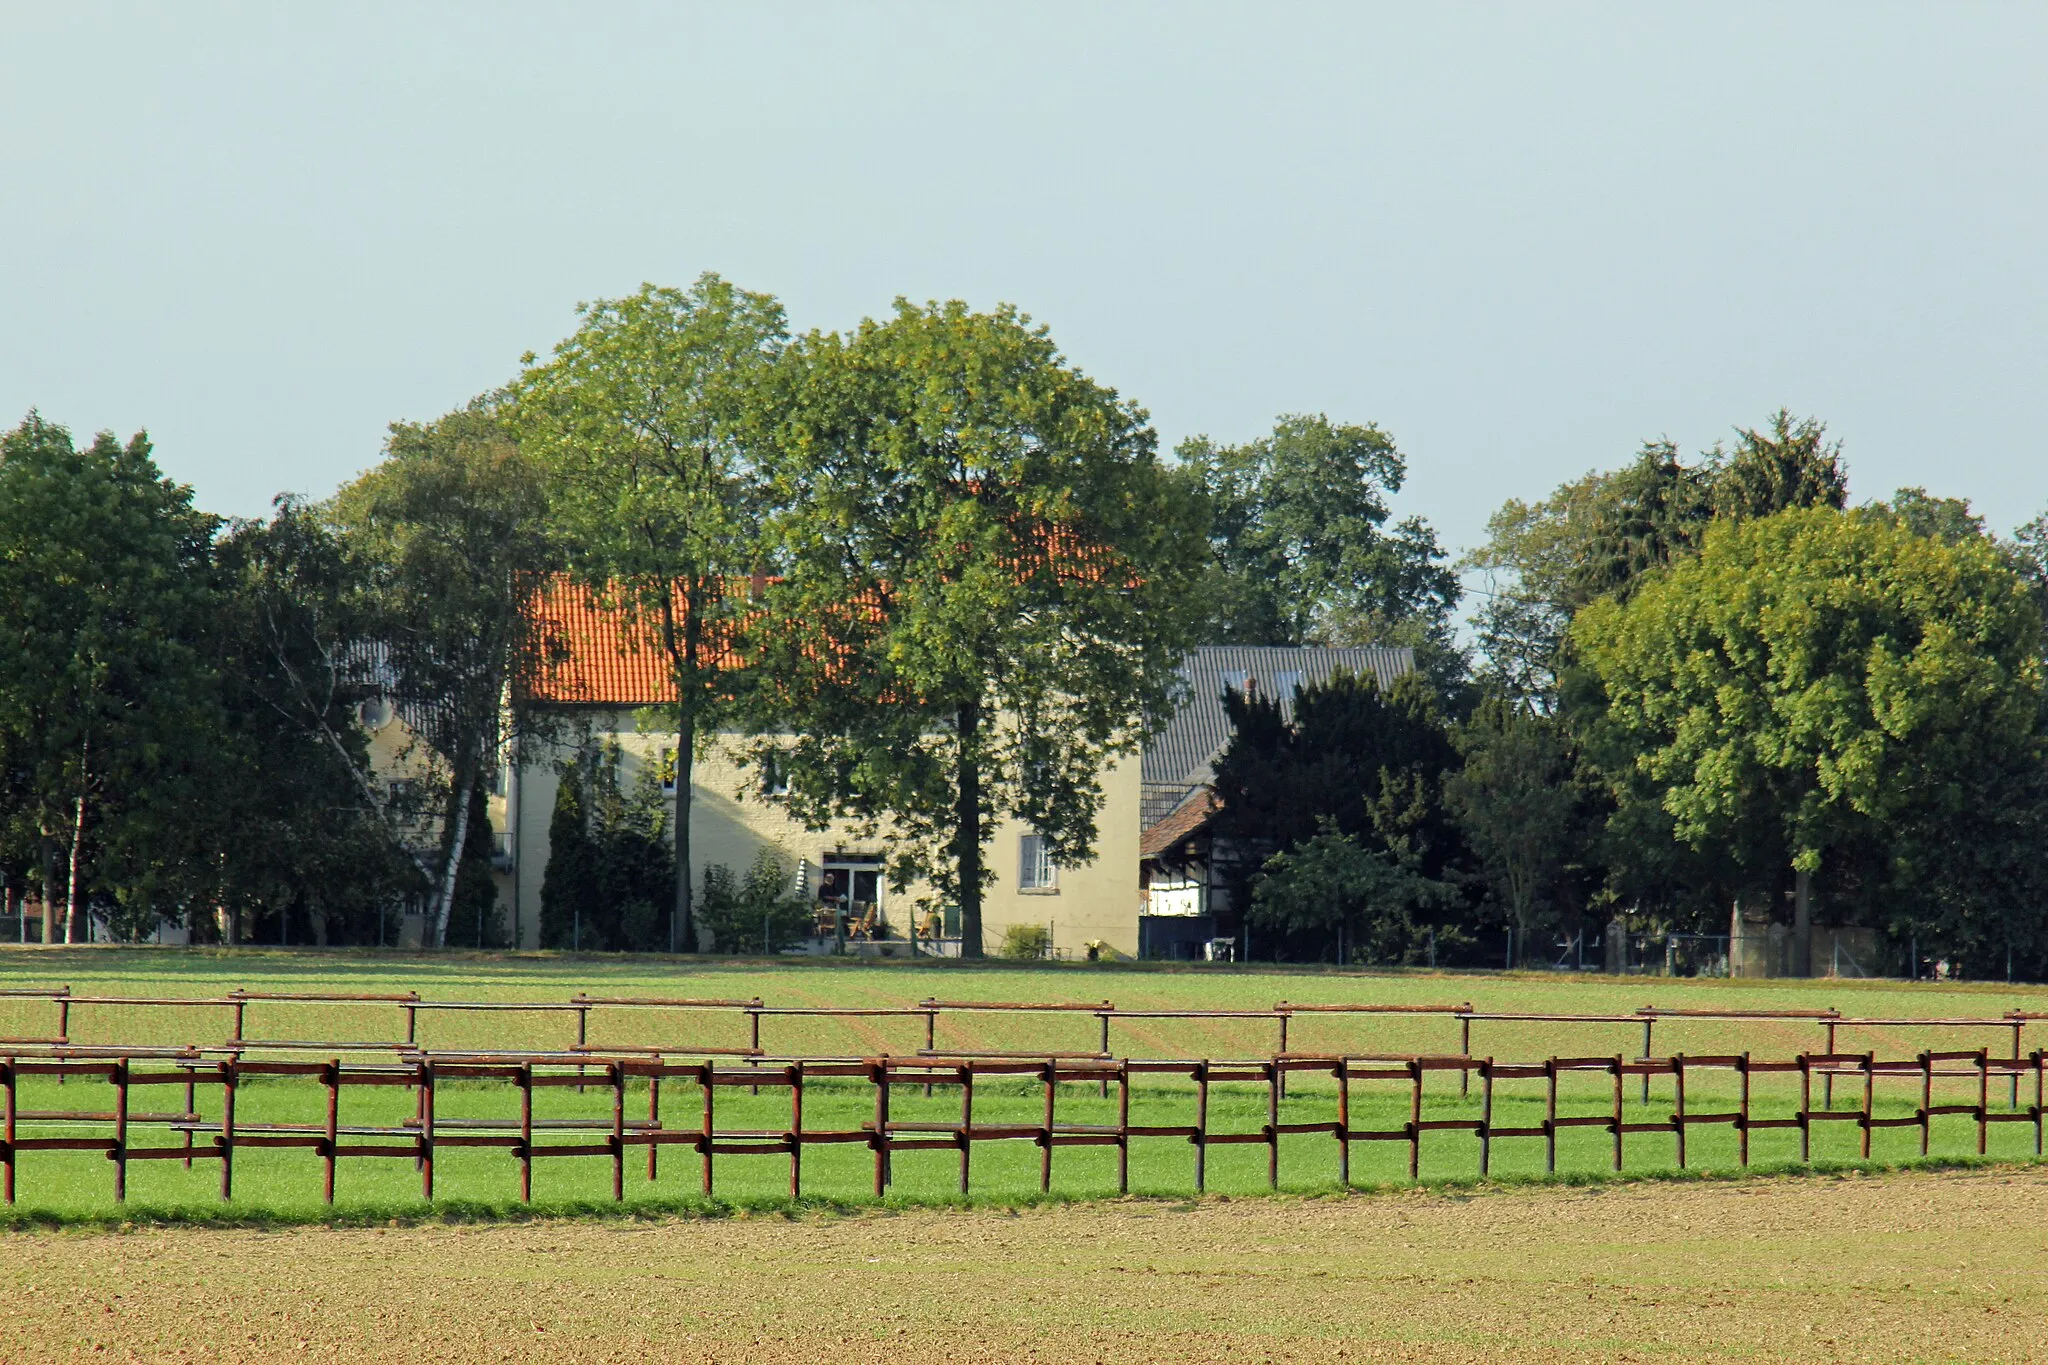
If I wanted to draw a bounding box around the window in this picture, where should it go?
[1019,834,1058,891]
[658,748,677,797]
[759,750,790,798]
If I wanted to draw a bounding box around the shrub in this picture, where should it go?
[999,923,1052,960]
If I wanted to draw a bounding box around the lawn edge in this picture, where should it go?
[3,1151,2039,1234]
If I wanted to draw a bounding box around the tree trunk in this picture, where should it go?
[427,768,475,948]
[672,709,696,953]
[955,699,985,959]
[66,790,86,945]
[40,836,56,946]
[1792,862,1813,977]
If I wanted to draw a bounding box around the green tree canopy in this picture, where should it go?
[746,299,1206,955]
[1468,413,1849,710]
[1179,415,1459,678]
[511,274,787,952]
[1573,505,2046,970]
[0,414,219,941]
[1444,695,1579,945]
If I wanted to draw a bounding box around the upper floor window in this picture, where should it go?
[1019,834,1058,891]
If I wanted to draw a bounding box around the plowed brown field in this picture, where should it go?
[2,1167,2044,1362]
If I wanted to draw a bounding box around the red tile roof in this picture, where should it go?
[519,578,743,706]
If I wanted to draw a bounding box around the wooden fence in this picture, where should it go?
[3,987,2042,1096]
[3,1045,2043,1208]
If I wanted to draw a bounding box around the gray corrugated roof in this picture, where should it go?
[1141,645,1415,789]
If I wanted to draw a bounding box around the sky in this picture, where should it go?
[5,3,2046,572]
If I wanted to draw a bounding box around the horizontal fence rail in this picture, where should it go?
[1,1045,2042,1208]
[2,987,2042,1081]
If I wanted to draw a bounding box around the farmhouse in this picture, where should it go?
[1137,645,1414,961]
[494,580,1143,957]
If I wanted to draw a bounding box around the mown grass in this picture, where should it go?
[3,946,2044,1223]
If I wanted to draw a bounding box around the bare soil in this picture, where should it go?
[2,1167,2042,1362]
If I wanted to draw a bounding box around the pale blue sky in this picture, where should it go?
[4,3,2044,565]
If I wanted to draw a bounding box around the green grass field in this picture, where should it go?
[2,947,2043,1221]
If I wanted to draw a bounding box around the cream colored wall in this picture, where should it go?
[509,710,1144,956]
[980,751,1141,958]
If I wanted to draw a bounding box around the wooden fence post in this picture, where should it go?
[1673,1054,1687,1169]
[1194,1062,1210,1194]
[958,1066,974,1196]
[1041,1059,1057,1195]
[182,1063,195,1169]
[693,1063,708,1199]
[1408,1058,1423,1181]
[1798,1054,1812,1163]
[420,1060,435,1202]
[1336,1061,1351,1188]
[323,1058,339,1205]
[1976,1049,1990,1157]
[112,1059,129,1203]
[1737,1053,1751,1168]
[1609,1055,1623,1172]
[871,1062,889,1198]
[1543,1058,1558,1175]
[220,1062,237,1202]
[1459,1016,1472,1097]
[1640,1018,1653,1105]
[612,1062,627,1202]
[1860,1053,1874,1161]
[648,1069,661,1182]
[519,1062,533,1203]
[1919,1052,1933,1157]
[1478,1060,1493,1177]
[1266,1059,1280,1190]
[1116,1060,1131,1195]
[2035,1050,2045,1159]
[1099,1011,1112,1099]
[2,1057,13,1204]
[788,1063,804,1201]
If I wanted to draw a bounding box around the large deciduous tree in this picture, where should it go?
[0,414,217,942]
[1444,695,1578,948]
[511,276,786,952]
[746,300,1206,956]
[1573,506,2045,974]
[331,404,552,947]
[1179,415,1460,682]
